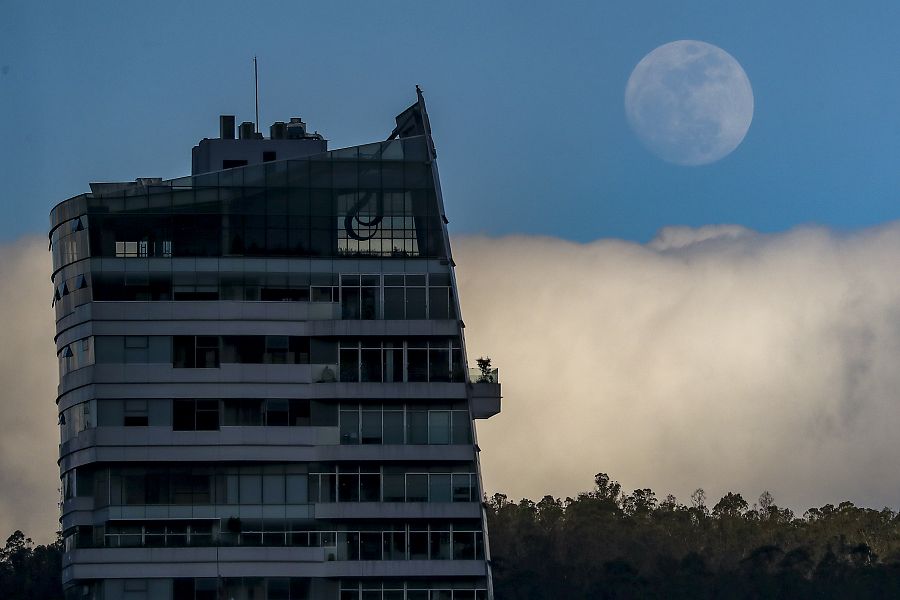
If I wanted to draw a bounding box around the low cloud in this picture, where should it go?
[456,224,900,512]
[0,236,58,542]
[6,224,900,541]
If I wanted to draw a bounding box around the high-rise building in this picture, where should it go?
[52,89,500,600]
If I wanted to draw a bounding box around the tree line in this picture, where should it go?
[486,472,900,598]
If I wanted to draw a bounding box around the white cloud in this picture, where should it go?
[455,224,900,511]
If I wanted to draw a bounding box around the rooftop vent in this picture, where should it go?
[219,115,235,139]
[239,121,257,140]
[270,121,287,140]
[286,118,307,139]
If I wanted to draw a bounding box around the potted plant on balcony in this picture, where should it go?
[476,356,493,383]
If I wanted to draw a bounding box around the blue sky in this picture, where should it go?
[3,0,900,242]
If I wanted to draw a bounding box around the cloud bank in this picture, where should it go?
[7,224,900,541]
[0,236,58,542]
[455,224,900,512]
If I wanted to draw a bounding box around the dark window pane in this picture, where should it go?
[430,530,451,559]
[360,474,380,502]
[453,532,477,561]
[429,348,450,382]
[409,531,428,559]
[361,287,378,319]
[429,473,451,502]
[341,288,361,319]
[383,474,404,502]
[452,411,472,444]
[195,336,220,368]
[289,399,310,426]
[406,474,428,502]
[429,287,450,320]
[266,399,290,426]
[407,349,427,382]
[360,532,381,560]
[340,410,360,445]
[360,349,381,382]
[383,347,403,383]
[408,410,428,444]
[223,399,263,426]
[195,400,220,431]
[361,411,381,444]
[429,411,451,444]
[338,473,359,502]
[173,400,195,431]
[406,287,426,319]
[340,348,359,382]
[173,579,194,600]
[383,412,404,444]
[173,336,195,368]
[452,474,473,502]
[383,288,405,319]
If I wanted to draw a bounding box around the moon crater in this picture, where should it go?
[625,40,754,166]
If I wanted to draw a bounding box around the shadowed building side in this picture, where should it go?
[50,90,500,600]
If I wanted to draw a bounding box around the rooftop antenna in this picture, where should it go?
[253,56,260,134]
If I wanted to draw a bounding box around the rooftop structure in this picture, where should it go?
[51,89,500,600]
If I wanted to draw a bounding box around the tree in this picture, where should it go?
[713,492,749,518]
[0,531,63,600]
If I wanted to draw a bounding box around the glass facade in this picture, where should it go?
[53,97,494,600]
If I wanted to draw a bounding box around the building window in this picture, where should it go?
[123,400,149,427]
[340,274,380,320]
[173,336,220,368]
[173,399,220,431]
[338,404,471,446]
[338,339,462,383]
[58,336,94,377]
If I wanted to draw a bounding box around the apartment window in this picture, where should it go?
[344,406,448,446]
[265,399,289,426]
[311,286,336,302]
[406,275,427,319]
[173,336,220,368]
[223,399,264,426]
[340,409,359,444]
[338,339,462,383]
[428,273,453,320]
[59,336,94,377]
[260,287,309,301]
[60,400,96,442]
[123,400,149,427]
[340,274,380,320]
[173,400,220,431]
[383,276,405,319]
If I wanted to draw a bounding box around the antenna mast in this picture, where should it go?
[253,56,260,134]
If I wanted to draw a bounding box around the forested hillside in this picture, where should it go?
[487,473,900,598]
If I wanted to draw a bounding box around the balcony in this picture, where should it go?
[467,367,501,419]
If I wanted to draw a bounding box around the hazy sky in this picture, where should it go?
[5,2,900,541]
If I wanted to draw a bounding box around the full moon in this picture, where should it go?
[625,40,754,166]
